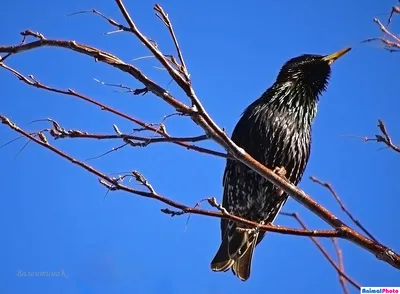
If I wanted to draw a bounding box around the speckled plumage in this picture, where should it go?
[210,49,350,281]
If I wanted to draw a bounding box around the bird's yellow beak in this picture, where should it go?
[322,47,351,65]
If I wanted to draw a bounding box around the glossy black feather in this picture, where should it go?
[211,53,334,281]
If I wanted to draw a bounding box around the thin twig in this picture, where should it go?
[364,12,400,51]
[310,176,378,242]
[361,37,400,50]
[388,5,400,26]
[373,17,400,44]
[93,78,145,95]
[86,142,128,161]
[364,119,400,154]
[332,238,349,294]
[281,212,360,291]
[68,9,131,33]
[154,4,190,81]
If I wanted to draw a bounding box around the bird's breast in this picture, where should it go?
[233,104,312,185]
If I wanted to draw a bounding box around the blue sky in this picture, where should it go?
[1,0,399,293]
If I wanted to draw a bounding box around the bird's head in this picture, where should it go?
[276,47,351,98]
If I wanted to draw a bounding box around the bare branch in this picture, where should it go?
[67,9,131,34]
[373,17,400,44]
[310,176,378,242]
[388,5,400,26]
[39,118,209,146]
[364,8,400,52]
[154,4,190,81]
[93,78,147,95]
[361,37,400,51]
[0,114,343,238]
[281,212,360,291]
[364,119,400,154]
[332,238,349,294]
[131,170,156,194]
[0,63,227,159]
[86,142,128,161]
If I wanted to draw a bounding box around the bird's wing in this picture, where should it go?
[220,159,235,239]
[220,107,262,239]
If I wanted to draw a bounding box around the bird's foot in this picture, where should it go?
[273,166,287,179]
[273,166,288,197]
[236,220,265,237]
[207,197,229,215]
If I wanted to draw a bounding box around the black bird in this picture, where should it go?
[210,48,351,281]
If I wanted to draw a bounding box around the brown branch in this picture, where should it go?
[36,119,210,158]
[364,9,400,52]
[87,142,129,161]
[1,3,399,270]
[0,115,342,238]
[388,5,400,26]
[153,4,190,81]
[55,132,208,145]
[68,9,131,34]
[114,0,189,92]
[1,30,191,113]
[373,17,400,44]
[36,118,209,146]
[281,212,360,291]
[131,170,156,194]
[362,37,400,51]
[332,238,349,294]
[310,176,378,242]
[0,63,228,159]
[364,119,400,154]
[93,78,147,95]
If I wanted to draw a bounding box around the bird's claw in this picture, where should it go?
[273,166,287,178]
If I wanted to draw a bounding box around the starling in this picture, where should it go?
[210,48,351,281]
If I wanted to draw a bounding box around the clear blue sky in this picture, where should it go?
[1,0,399,293]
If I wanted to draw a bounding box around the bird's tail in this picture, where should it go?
[210,222,258,281]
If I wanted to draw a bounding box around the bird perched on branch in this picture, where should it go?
[210,47,351,281]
